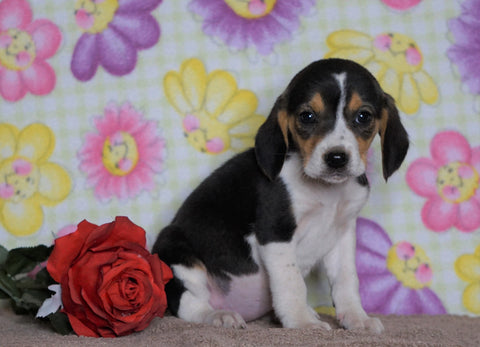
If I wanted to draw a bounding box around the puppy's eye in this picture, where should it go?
[355,111,372,125]
[299,112,316,124]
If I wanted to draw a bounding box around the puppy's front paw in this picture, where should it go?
[339,311,384,333]
[282,308,331,330]
[204,310,247,329]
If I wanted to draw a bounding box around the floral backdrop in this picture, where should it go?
[1,0,479,317]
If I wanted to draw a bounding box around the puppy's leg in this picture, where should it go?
[323,223,384,333]
[260,242,331,330]
[172,264,247,329]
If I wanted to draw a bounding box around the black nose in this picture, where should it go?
[324,149,349,169]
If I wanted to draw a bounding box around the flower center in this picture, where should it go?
[102,131,139,176]
[372,33,423,74]
[224,0,276,19]
[74,0,119,34]
[0,29,36,71]
[386,241,433,289]
[0,158,39,203]
[436,162,479,204]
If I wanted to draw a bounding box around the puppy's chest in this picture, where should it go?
[283,176,368,273]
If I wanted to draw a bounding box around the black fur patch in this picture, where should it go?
[152,149,297,311]
[356,173,369,187]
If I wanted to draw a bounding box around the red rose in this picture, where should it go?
[47,216,172,337]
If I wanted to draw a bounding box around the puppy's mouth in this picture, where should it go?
[303,168,352,185]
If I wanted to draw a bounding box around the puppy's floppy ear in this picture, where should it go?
[379,93,409,181]
[255,95,289,181]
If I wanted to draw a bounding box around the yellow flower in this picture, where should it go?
[163,58,265,154]
[325,30,439,115]
[455,245,480,314]
[0,123,71,236]
[74,0,119,34]
[386,241,433,290]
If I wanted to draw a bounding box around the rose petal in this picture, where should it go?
[421,196,458,232]
[66,312,100,338]
[47,220,97,282]
[431,131,472,166]
[150,253,173,287]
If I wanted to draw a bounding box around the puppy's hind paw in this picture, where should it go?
[204,310,247,329]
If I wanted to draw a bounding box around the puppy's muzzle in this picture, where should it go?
[324,147,349,169]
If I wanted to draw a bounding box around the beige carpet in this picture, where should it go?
[1,307,479,346]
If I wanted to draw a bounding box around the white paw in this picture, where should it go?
[204,310,247,329]
[298,320,332,330]
[282,308,331,330]
[339,311,384,333]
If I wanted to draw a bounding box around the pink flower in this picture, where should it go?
[406,131,480,232]
[78,102,166,201]
[0,0,61,102]
[380,0,423,11]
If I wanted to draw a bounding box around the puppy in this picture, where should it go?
[153,58,409,332]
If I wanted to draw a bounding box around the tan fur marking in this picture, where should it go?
[349,92,379,164]
[288,116,324,167]
[379,108,389,149]
[309,93,325,115]
[347,92,363,113]
[357,129,378,165]
[277,110,290,147]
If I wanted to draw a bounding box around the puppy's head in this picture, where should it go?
[255,58,409,183]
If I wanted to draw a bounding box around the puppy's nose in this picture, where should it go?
[324,149,349,169]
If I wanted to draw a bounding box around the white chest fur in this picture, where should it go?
[279,154,369,276]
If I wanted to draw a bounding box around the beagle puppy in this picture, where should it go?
[153,58,409,332]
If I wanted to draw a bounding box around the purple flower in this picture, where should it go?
[189,0,315,56]
[447,0,480,94]
[71,0,162,81]
[356,217,446,315]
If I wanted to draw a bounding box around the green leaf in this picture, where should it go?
[0,269,20,298]
[21,289,51,309]
[34,268,56,287]
[45,311,73,335]
[0,245,8,265]
[0,289,9,299]
[5,245,53,276]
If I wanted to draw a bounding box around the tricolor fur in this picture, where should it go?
[153,58,409,332]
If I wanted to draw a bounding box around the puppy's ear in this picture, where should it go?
[255,96,289,181]
[379,93,409,181]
